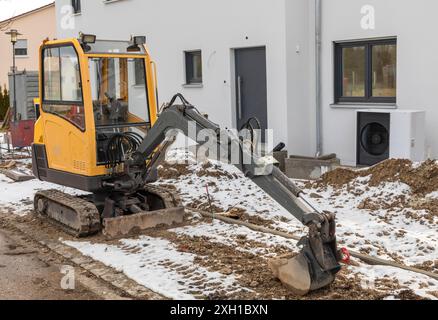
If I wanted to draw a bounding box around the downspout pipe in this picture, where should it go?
[315,0,323,157]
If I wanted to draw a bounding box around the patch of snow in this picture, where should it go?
[65,236,243,300]
[347,262,438,300]
[299,177,437,267]
[155,149,305,234]
[173,220,299,257]
[0,171,88,216]
[426,191,438,200]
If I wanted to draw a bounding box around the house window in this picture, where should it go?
[335,39,397,103]
[185,50,202,84]
[71,0,81,14]
[15,39,28,56]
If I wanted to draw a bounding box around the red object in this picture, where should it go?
[340,247,351,264]
[10,120,35,148]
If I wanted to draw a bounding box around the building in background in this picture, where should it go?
[55,0,316,159]
[0,3,56,89]
[54,0,437,164]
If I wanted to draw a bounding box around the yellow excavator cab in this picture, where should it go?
[33,36,158,189]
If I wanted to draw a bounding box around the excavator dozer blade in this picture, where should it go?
[102,207,185,238]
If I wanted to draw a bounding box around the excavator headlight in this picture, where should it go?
[133,36,146,46]
[81,33,96,44]
[127,36,146,52]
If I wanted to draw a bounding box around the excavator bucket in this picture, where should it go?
[269,237,340,295]
[269,253,312,296]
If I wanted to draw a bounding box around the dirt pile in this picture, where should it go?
[158,161,239,181]
[187,199,225,213]
[309,159,438,219]
[158,162,194,180]
[149,229,390,300]
[196,162,239,180]
[314,159,438,196]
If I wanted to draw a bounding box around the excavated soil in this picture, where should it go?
[159,161,274,228]
[196,162,239,180]
[144,227,393,300]
[313,159,438,195]
[158,161,238,181]
[309,159,438,219]
[187,199,225,214]
[7,208,428,300]
[158,162,194,180]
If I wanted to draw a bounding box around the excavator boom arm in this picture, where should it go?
[128,95,342,294]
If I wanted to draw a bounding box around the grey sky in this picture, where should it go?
[0,0,53,22]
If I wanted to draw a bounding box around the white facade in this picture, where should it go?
[56,0,316,157]
[320,0,437,164]
[55,0,438,164]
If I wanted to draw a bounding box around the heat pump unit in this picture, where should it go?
[357,110,426,166]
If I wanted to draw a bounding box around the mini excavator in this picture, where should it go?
[32,34,342,295]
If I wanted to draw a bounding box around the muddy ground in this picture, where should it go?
[3,212,402,300]
[0,219,99,300]
[0,156,434,300]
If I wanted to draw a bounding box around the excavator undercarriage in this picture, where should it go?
[34,185,184,238]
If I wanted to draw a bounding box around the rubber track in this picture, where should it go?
[34,189,101,238]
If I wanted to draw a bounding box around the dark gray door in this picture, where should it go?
[235,47,268,139]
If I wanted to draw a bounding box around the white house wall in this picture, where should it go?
[321,0,438,165]
[55,0,314,153]
[285,0,315,157]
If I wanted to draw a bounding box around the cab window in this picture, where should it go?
[89,57,151,165]
[42,46,85,130]
[89,57,150,127]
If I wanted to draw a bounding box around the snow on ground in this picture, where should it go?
[296,176,437,268]
[147,150,438,299]
[156,149,306,235]
[0,175,85,215]
[0,133,88,215]
[172,220,299,257]
[65,236,243,300]
[427,191,438,199]
[344,262,438,300]
[64,219,302,299]
[0,142,437,299]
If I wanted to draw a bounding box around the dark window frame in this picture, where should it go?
[334,38,397,104]
[71,0,81,14]
[185,50,203,85]
[15,39,28,56]
[15,48,28,56]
